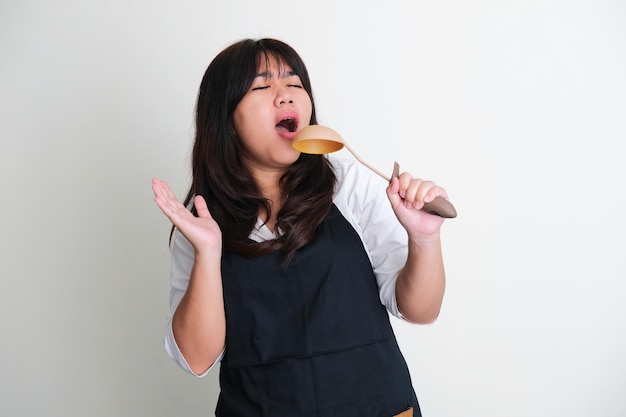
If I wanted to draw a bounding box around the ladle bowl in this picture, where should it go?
[292,125,345,154]
[293,125,457,219]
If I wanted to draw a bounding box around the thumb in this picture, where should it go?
[193,195,213,219]
[386,177,403,209]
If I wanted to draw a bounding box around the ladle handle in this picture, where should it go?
[422,197,457,219]
[342,142,391,181]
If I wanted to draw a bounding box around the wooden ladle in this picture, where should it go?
[293,125,457,218]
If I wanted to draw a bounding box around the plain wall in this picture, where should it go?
[1,1,625,416]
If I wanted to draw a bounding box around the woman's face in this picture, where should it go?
[233,56,312,175]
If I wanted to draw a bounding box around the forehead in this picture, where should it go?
[256,53,297,78]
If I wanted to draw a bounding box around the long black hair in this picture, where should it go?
[178,38,336,264]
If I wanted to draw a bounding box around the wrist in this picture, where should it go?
[194,246,222,264]
[407,232,441,249]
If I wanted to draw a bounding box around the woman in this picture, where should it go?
[152,38,449,417]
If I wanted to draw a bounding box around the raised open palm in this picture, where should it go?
[152,178,222,256]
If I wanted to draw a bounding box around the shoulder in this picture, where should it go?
[329,154,389,213]
[328,153,396,248]
[329,154,380,193]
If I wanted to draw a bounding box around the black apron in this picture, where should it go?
[217,205,420,417]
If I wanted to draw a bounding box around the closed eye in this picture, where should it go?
[251,84,302,91]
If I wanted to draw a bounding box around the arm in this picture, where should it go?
[152,179,226,375]
[395,233,445,324]
[171,249,226,375]
[386,174,448,324]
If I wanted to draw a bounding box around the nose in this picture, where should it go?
[275,86,294,106]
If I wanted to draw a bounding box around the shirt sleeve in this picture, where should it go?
[330,155,409,319]
[163,228,224,377]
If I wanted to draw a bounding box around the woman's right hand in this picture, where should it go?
[153,178,226,375]
[152,178,222,258]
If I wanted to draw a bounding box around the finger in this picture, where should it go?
[156,179,179,204]
[193,195,214,219]
[396,174,425,208]
[423,185,448,203]
[152,178,174,202]
[152,178,169,207]
[397,174,448,211]
[396,173,412,199]
[404,179,425,204]
[152,178,187,220]
[414,180,437,203]
[151,178,164,198]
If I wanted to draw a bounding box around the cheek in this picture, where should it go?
[233,105,266,150]
[232,104,244,132]
[301,95,313,122]
[232,103,254,137]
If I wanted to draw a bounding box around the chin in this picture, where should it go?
[278,149,301,166]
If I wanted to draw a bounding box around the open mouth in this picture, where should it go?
[276,117,298,133]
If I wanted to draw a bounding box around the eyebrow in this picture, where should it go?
[255,70,299,79]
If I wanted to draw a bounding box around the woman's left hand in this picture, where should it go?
[386,172,448,238]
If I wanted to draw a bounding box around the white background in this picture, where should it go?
[1,1,625,416]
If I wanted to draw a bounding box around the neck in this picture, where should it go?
[250,167,285,232]
[254,171,283,200]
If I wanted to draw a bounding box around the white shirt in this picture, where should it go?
[164,154,409,376]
